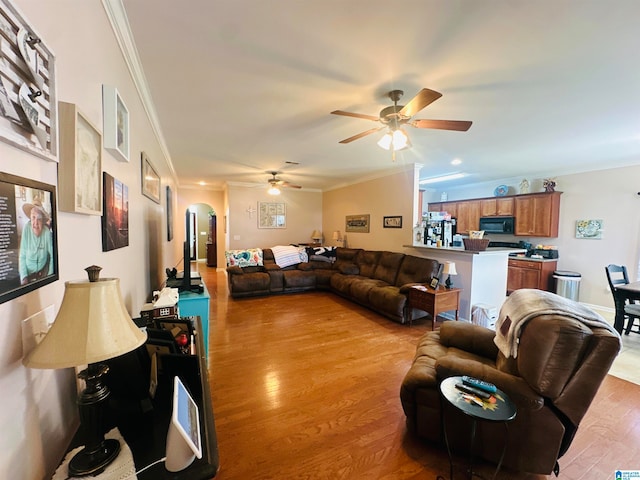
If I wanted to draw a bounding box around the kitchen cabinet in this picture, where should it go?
[456,201,481,234]
[481,197,514,217]
[429,191,560,238]
[507,258,557,294]
[514,192,561,237]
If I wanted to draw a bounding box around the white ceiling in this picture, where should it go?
[119,0,640,192]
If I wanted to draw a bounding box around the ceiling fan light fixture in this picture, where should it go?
[392,129,409,150]
[378,129,410,151]
[267,185,281,195]
[377,132,392,150]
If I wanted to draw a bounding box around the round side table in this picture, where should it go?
[439,376,517,480]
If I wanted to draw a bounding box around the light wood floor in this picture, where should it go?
[199,265,640,480]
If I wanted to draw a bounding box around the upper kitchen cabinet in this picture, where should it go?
[514,192,562,237]
[480,197,514,217]
[456,201,481,234]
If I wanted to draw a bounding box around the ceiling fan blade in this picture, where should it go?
[338,127,384,144]
[398,88,442,117]
[281,181,302,189]
[331,110,379,122]
[411,119,473,131]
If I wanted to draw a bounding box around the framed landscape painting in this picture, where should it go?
[101,172,129,251]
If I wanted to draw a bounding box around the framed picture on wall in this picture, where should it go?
[166,186,173,241]
[0,172,59,304]
[102,85,130,162]
[345,214,370,233]
[57,102,102,215]
[101,172,129,251]
[383,216,402,228]
[258,202,286,229]
[0,3,58,162]
[141,152,161,203]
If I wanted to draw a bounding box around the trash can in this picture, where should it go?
[553,270,581,301]
[472,303,498,329]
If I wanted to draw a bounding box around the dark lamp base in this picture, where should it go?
[445,276,453,289]
[69,438,120,477]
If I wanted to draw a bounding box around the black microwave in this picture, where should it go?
[479,216,515,234]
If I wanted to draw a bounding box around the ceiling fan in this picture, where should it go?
[266,171,301,195]
[331,88,472,151]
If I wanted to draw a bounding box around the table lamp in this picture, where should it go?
[23,266,147,477]
[311,230,322,244]
[332,230,343,247]
[442,261,457,289]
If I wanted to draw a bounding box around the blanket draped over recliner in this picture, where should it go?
[494,288,618,358]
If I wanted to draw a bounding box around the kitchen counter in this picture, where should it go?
[403,244,522,323]
[405,244,526,256]
[508,255,558,263]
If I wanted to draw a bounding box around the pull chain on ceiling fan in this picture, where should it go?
[331,88,472,154]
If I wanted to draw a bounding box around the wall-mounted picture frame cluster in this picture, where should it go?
[0,1,58,162]
[141,152,160,203]
[102,85,129,163]
[58,102,102,215]
[0,172,59,305]
[346,214,370,233]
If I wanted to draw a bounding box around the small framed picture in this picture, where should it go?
[429,277,439,289]
[383,216,402,228]
[141,152,161,203]
[102,85,130,162]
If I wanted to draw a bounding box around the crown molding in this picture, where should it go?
[101,0,178,183]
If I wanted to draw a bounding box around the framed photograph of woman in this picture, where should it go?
[0,172,59,304]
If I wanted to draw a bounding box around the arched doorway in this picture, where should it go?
[187,203,217,267]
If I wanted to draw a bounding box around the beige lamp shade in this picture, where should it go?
[23,278,147,369]
[311,230,322,241]
[332,231,342,241]
[442,262,457,276]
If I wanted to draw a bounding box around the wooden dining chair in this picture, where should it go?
[605,264,640,335]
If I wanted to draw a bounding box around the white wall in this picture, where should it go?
[0,2,180,478]
[424,165,640,310]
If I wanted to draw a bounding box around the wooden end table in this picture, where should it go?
[405,285,461,328]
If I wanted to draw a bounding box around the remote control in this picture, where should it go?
[454,383,491,399]
[462,376,497,394]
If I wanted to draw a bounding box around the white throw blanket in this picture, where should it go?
[271,245,304,268]
[494,289,618,358]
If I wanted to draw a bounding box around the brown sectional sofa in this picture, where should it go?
[226,247,441,323]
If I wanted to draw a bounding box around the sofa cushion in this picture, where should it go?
[355,250,382,278]
[373,251,405,285]
[396,255,440,287]
[350,278,389,304]
[368,285,407,322]
[283,270,316,289]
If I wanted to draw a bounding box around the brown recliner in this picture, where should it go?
[400,291,621,475]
